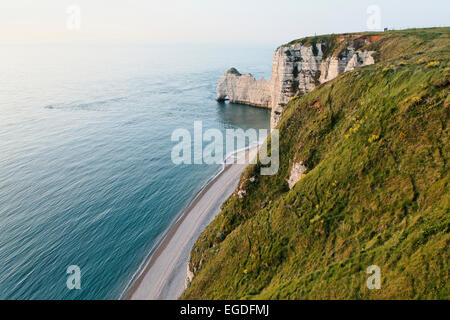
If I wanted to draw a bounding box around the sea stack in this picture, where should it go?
[216,34,377,128]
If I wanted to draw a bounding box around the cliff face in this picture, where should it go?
[216,68,271,108]
[185,28,450,300]
[217,35,376,128]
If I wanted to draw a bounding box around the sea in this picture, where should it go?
[0,43,272,299]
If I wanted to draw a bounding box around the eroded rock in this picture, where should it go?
[217,37,377,128]
[287,161,307,189]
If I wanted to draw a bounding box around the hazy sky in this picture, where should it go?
[1,0,449,45]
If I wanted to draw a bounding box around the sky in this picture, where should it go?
[1,0,449,45]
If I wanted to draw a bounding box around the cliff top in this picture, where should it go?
[280,27,450,59]
[226,67,242,76]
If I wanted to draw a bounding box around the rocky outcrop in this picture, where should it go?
[216,68,271,107]
[287,161,307,189]
[185,262,194,288]
[217,35,378,128]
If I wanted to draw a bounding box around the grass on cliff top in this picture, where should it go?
[183,27,450,299]
[283,27,449,60]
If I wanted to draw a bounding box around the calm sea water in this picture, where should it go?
[0,44,272,299]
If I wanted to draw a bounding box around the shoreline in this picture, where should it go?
[123,146,258,300]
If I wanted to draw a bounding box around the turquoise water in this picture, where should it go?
[0,44,272,299]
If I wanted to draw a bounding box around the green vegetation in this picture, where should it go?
[227,67,242,76]
[284,32,382,59]
[183,28,450,300]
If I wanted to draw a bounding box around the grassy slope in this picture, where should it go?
[183,28,450,299]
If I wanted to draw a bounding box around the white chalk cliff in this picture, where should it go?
[216,35,378,128]
[287,161,308,189]
[216,68,271,108]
